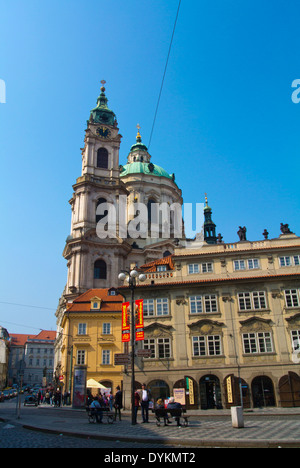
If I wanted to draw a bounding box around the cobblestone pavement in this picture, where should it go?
[1,399,300,448]
[0,421,186,448]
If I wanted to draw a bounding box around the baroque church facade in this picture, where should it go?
[54,84,186,377]
[62,84,183,301]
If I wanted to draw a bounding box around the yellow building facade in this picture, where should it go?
[60,288,124,402]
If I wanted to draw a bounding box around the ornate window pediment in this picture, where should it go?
[144,322,173,338]
[239,317,272,333]
[188,319,224,336]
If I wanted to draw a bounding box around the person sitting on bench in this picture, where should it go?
[90,396,103,423]
[155,398,170,426]
[167,397,182,427]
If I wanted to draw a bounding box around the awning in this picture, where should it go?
[86,379,108,389]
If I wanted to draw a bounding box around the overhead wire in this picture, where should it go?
[148,0,182,150]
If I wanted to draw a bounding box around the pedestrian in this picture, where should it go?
[134,390,140,424]
[140,383,151,423]
[114,385,122,421]
[54,388,61,407]
[108,392,114,411]
[45,390,50,405]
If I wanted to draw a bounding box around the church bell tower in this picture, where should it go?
[63,82,128,300]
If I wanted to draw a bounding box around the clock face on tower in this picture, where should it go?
[96,126,111,139]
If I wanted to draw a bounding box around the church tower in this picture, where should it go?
[203,195,217,244]
[63,82,129,300]
[62,83,184,301]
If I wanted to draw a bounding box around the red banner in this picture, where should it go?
[122,302,130,342]
[135,299,144,341]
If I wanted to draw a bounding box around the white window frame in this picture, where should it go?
[284,289,300,308]
[188,263,199,274]
[189,296,203,314]
[234,260,246,271]
[238,291,267,311]
[192,335,222,356]
[102,349,111,365]
[102,323,111,335]
[279,255,300,267]
[78,323,87,335]
[76,350,86,365]
[243,332,273,354]
[144,298,170,317]
[234,259,260,271]
[247,258,260,269]
[143,299,155,317]
[156,298,169,316]
[144,337,171,359]
[157,265,167,272]
[291,330,300,352]
[189,294,218,314]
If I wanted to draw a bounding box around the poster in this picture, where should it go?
[72,366,87,408]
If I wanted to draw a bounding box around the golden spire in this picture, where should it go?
[136,123,142,142]
[205,192,208,206]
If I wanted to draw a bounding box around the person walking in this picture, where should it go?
[140,383,151,423]
[114,385,122,421]
[108,392,114,411]
[134,390,140,424]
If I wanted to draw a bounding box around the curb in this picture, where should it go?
[21,423,300,448]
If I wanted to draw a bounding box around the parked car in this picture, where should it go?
[3,390,10,400]
[24,394,38,406]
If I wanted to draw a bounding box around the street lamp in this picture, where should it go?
[118,268,146,425]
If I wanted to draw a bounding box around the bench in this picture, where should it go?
[155,407,189,427]
[86,406,114,424]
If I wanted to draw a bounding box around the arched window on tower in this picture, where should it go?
[94,259,107,279]
[96,198,108,224]
[97,148,108,168]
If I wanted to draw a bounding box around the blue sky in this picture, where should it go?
[1,0,299,333]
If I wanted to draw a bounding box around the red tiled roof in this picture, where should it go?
[10,330,56,345]
[140,255,174,272]
[174,244,300,257]
[10,334,35,346]
[67,288,123,313]
[119,272,300,289]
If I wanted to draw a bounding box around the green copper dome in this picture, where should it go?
[120,161,174,181]
[90,84,117,126]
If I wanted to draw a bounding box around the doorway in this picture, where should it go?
[199,375,222,409]
[251,376,276,407]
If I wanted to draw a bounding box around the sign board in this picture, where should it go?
[137,348,152,357]
[114,353,130,365]
[173,388,186,406]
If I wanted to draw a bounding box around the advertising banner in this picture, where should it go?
[135,299,144,341]
[122,302,130,342]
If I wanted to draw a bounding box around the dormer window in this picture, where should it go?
[91,297,102,310]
